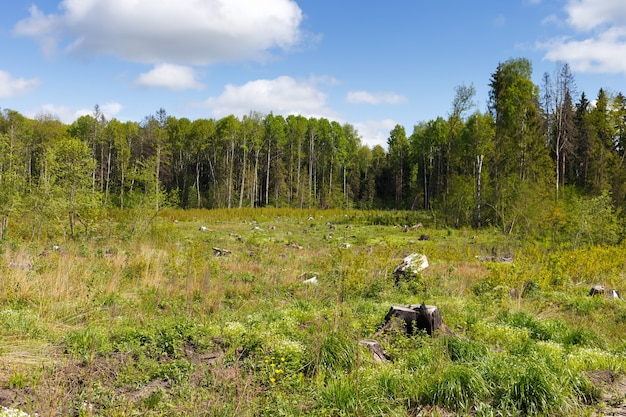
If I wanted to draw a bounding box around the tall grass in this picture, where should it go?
[0,208,624,416]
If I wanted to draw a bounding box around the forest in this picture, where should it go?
[1,57,625,241]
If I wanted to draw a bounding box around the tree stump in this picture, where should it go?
[590,285,622,299]
[358,340,390,362]
[382,303,443,336]
[393,253,428,284]
[212,247,231,256]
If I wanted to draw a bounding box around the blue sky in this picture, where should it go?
[1,0,626,148]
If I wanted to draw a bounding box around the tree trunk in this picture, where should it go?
[265,140,271,206]
[309,134,314,207]
[195,158,202,208]
[155,144,161,211]
[476,154,484,227]
[105,144,112,206]
[252,150,260,207]
[239,139,247,208]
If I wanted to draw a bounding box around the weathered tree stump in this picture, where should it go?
[590,285,622,299]
[393,253,428,283]
[382,303,444,336]
[359,339,390,362]
[212,247,231,256]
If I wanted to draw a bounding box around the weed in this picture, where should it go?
[8,370,28,389]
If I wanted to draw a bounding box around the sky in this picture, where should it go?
[1,0,626,149]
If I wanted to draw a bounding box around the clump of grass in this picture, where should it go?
[63,325,112,363]
[0,308,44,338]
[305,330,357,377]
[483,353,571,416]
[421,363,490,413]
[443,336,488,362]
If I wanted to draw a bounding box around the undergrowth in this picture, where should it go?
[0,208,625,416]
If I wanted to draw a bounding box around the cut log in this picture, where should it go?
[589,285,605,296]
[212,247,232,256]
[382,303,443,336]
[590,285,622,299]
[359,339,390,362]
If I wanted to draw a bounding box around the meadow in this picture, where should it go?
[1,208,625,416]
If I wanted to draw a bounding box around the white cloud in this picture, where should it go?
[101,102,123,118]
[28,104,78,124]
[0,70,40,98]
[540,28,626,73]
[135,64,205,91]
[14,0,303,65]
[75,102,123,121]
[353,119,398,149]
[346,90,406,105]
[565,0,626,31]
[538,0,626,75]
[204,76,335,119]
[28,101,123,124]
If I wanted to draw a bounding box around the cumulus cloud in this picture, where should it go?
[0,70,40,98]
[346,90,406,105]
[565,0,626,31]
[74,102,123,120]
[204,76,335,119]
[29,101,123,124]
[540,28,626,73]
[353,119,398,149]
[135,64,205,91]
[539,0,626,75]
[14,0,303,65]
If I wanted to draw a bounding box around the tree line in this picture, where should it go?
[1,57,625,241]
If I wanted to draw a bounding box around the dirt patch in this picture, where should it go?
[587,371,626,416]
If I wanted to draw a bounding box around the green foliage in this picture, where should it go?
[564,191,623,247]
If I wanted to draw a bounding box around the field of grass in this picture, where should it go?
[1,208,626,416]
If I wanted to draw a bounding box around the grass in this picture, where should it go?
[0,208,625,416]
